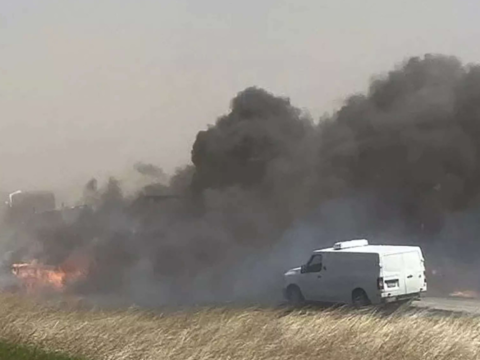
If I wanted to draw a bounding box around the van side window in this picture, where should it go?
[306,254,323,273]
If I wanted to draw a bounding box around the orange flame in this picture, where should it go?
[11,255,88,293]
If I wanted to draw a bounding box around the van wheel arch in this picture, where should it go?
[351,288,370,307]
[286,284,305,305]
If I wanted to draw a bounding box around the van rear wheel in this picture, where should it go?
[352,289,370,308]
[286,286,304,306]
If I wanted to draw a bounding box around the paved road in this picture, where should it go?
[412,296,480,315]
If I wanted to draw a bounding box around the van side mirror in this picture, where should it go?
[300,265,307,274]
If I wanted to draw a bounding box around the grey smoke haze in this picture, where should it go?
[5,54,480,305]
[134,162,166,180]
[4,0,480,201]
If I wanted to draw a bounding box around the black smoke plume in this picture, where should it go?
[4,54,480,303]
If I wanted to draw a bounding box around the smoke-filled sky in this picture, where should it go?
[2,0,480,198]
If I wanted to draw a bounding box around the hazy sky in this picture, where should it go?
[1,0,480,200]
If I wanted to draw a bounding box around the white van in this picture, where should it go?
[283,239,427,306]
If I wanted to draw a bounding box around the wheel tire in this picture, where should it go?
[286,286,305,306]
[352,289,370,308]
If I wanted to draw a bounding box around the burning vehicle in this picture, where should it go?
[10,255,89,294]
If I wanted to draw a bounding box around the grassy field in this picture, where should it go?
[0,294,479,360]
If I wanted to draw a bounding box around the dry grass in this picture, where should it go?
[0,294,479,360]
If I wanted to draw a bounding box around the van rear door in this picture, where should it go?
[381,253,406,296]
[402,250,424,294]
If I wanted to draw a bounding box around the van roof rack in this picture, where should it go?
[333,239,369,250]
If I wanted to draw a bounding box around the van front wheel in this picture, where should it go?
[352,289,370,308]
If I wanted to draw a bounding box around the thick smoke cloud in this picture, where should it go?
[319,56,479,237]
[4,54,480,304]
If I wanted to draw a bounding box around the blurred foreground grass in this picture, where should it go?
[0,294,479,360]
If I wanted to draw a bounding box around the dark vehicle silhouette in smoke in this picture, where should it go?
[4,190,56,226]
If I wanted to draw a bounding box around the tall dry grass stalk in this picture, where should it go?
[0,294,479,360]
